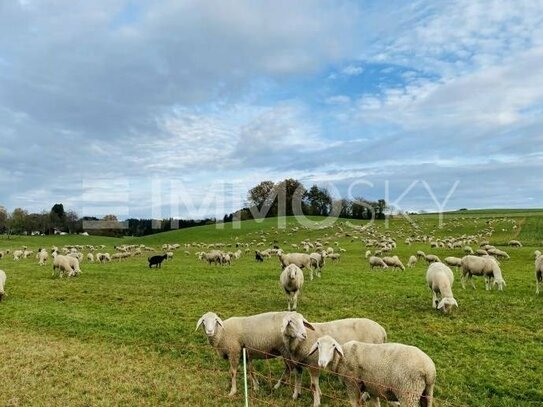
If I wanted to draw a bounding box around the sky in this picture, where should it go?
[1,0,542,219]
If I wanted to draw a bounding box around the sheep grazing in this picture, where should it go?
[416,250,426,260]
[309,335,436,407]
[461,255,506,291]
[200,250,223,265]
[426,263,458,313]
[487,248,510,260]
[407,255,417,268]
[326,253,341,262]
[148,254,168,268]
[534,250,541,259]
[196,311,293,397]
[382,255,405,271]
[166,251,174,260]
[364,249,371,259]
[255,250,264,262]
[508,240,522,247]
[0,269,6,302]
[535,254,543,295]
[97,253,111,263]
[278,252,312,271]
[444,256,462,269]
[475,249,488,256]
[425,254,441,264]
[87,253,94,262]
[464,245,474,254]
[280,264,304,311]
[281,312,387,407]
[52,254,76,278]
[369,256,388,270]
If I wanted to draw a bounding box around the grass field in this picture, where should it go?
[0,214,542,406]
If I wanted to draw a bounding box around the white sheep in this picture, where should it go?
[364,250,372,259]
[368,256,388,270]
[407,255,417,268]
[87,253,94,262]
[464,245,474,254]
[426,262,458,313]
[461,255,506,291]
[309,252,325,280]
[534,250,541,259]
[425,254,441,264]
[280,264,304,311]
[382,255,405,271]
[0,269,6,302]
[444,256,462,269]
[535,254,543,295]
[37,249,49,266]
[196,311,293,397]
[281,312,387,407]
[278,252,312,274]
[309,335,436,407]
[52,254,75,278]
[13,250,23,261]
[508,240,522,247]
[487,248,510,260]
[416,250,426,260]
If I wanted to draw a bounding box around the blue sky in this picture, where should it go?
[0,0,542,219]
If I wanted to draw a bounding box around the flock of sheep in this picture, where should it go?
[194,219,541,406]
[0,216,541,407]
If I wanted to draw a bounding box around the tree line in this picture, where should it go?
[1,179,387,237]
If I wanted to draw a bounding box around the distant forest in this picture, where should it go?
[0,179,387,237]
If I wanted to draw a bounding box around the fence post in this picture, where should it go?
[243,348,249,407]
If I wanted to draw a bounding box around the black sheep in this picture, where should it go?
[148,254,168,268]
[255,251,264,262]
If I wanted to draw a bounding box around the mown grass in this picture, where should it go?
[0,214,542,406]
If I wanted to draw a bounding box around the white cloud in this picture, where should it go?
[341,65,364,75]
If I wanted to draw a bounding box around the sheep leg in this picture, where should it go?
[292,365,303,400]
[309,367,321,407]
[432,291,438,309]
[246,358,259,391]
[310,268,314,281]
[228,353,240,396]
[292,292,298,311]
[273,361,292,389]
[344,378,362,407]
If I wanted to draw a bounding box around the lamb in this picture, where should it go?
[369,256,388,270]
[508,240,522,247]
[309,252,325,280]
[461,255,506,291]
[487,248,510,259]
[196,311,293,397]
[278,252,312,271]
[444,256,462,269]
[309,335,436,407]
[416,250,426,260]
[37,249,49,266]
[0,270,6,302]
[87,253,94,262]
[464,245,474,254]
[535,254,543,295]
[326,253,341,262]
[426,263,458,313]
[281,312,387,407]
[148,254,168,268]
[382,255,405,271]
[364,250,371,259]
[425,254,441,264]
[13,250,23,261]
[97,253,111,263]
[52,254,76,278]
[407,255,417,268]
[280,264,304,311]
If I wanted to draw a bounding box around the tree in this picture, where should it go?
[50,203,66,231]
[0,206,7,234]
[304,185,332,216]
[248,181,277,217]
[275,178,306,216]
[10,208,28,234]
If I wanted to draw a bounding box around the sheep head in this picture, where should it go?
[308,335,344,368]
[196,312,223,336]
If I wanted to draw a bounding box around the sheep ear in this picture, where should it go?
[333,343,344,358]
[437,299,445,310]
[452,299,459,307]
[303,319,315,331]
[195,316,205,331]
[308,341,319,356]
[281,318,292,332]
[215,317,223,327]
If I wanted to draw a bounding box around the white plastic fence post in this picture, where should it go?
[243,348,249,407]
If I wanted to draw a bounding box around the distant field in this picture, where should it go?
[0,213,542,406]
